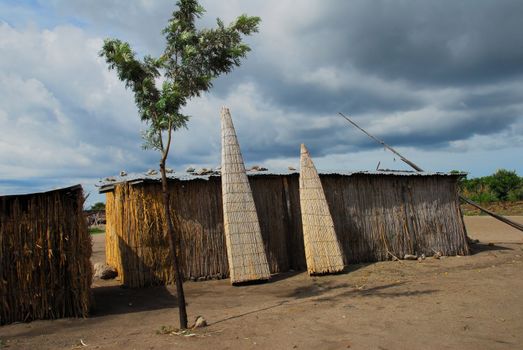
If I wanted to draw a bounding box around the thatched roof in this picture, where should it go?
[220,107,270,284]
[299,144,345,275]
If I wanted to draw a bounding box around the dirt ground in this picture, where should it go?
[1,217,523,350]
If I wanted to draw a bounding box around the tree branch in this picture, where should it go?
[162,120,174,164]
[158,129,165,153]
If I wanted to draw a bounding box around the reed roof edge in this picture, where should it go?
[98,170,466,193]
[0,184,83,199]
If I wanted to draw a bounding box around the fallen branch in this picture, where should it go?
[386,250,404,264]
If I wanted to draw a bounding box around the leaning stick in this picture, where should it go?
[459,196,523,232]
[337,112,523,233]
[338,112,423,171]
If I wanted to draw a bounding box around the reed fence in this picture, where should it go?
[0,185,92,324]
[104,173,468,287]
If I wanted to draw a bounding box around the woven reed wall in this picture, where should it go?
[322,174,469,263]
[0,186,92,325]
[105,179,228,287]
[105,174,468,287]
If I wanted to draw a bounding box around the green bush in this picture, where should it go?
[459,169,522,202]
[507,187,523,201]
[487,169,521,201]
[469,192,498,203]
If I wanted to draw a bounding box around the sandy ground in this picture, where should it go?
[1,217,523,350]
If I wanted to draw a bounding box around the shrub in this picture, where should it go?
[487,169,521,201]
[507,187,523,201]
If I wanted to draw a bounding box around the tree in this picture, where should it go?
[487,169,521,201]
[90,202,106,211]
[100,0,260,329]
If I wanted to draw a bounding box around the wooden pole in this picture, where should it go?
[338,111,523,234]
[459,196,523,232]
[338,112,424,172]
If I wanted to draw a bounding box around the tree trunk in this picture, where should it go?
[159,160,188,329]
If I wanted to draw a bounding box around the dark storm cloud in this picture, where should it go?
[248,0,523,152]
[293,0,523,86]
[187,0,522,157]
[270,79,422,116]
[385,114,521,149]
[459,89,523,110]
[212,64,420,116]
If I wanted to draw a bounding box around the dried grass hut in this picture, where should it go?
[101,170,468,287]
[0,185,92,325]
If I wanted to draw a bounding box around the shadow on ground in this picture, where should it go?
[470,242,513,254]
[90,285,178,317]
[286,281,437,301]
[212,281,438,326]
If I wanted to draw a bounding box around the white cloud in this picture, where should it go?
[0,22,149,185]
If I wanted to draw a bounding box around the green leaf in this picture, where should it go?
[101,0,259,160]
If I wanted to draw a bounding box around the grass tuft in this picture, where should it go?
[89,227,105,235]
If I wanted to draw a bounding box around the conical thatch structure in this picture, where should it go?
[221,107,270,284]
[299,144,345,275]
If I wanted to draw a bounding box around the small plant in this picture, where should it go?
[156,325,197,337]
[88,227,105,235]
[156,325,177,335]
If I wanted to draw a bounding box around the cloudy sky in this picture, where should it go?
[1,0,522,205]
